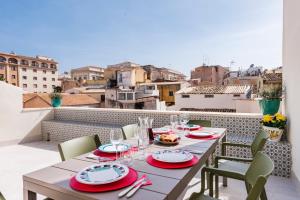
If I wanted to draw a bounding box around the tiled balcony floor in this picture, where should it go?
[0,141,299,200]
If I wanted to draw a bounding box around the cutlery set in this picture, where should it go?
[118,175,151,198]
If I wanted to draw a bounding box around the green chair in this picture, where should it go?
[58,135,101,161]
[189,151,274,200]
[213,130,268,197]
[188,120,212,127]
[0,192,5,200]
[121,124,138,139]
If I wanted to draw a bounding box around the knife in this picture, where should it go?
[118,176,146,198]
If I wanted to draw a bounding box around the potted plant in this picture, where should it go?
[261,113,287,142]
[258,86,282,115]
[49,86,63,107]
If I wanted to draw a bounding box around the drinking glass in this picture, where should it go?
[110,129,123,161]
[170,115,178,133]
[120,148,133,166]
[179,113,190,134]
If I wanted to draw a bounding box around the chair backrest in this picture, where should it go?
[250,130,268,156]
[188,119,212,127]
[245,152,274,200]
[121,124,138,139]
[58,135,101,161]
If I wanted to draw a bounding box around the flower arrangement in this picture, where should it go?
[261,113,287,129]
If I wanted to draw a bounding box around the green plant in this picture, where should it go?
[259,86,282,99]
[261,113,287,129]
[0,77,5,81]
[49,92,62,99]
[53,86,62,93]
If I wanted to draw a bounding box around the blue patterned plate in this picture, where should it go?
[98,143,131,153]
[75,163,129,185]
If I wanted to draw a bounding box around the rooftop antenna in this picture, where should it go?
[229,60,235,71]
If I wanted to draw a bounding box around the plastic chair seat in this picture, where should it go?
[190,193,217,200]
[217,160,249,177]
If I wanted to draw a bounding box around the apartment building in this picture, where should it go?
[0,51,59,93]
[105,62,147,88]
[173,85,254,112]
[190,65,229,86]
[142,65,186,82]
[71,66,104,82]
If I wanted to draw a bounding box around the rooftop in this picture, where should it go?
[177,85,251,94]
[23,93,100,108]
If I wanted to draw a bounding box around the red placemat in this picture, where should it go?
[70,168,138,192]
[93,147,138,160]
[146,155,199,169]
[185,134,221,140]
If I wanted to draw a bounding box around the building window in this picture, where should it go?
[21,60,29,65]
[52,78,55,81]
[23,84,27,88]
[0,65,4,70]
[22,68,26,72]
[12,75,16,79]
[182,94,190,98]
[52,85,56,88]
[22,76,27,80]
[43,77,47,81]
[204,94,214,98]
[118,93,126,100]
[8,58,18,64]
[52,71,55,74]
[11,66,16,71]
[169,91,174,96]
[101,95,105,102]
[33,77,37,80]
[43,70,46,74]
[43,85,47,88]
[33,84,37,88]
[33,69,37,73]
[0,56,6,63]
[12,83,16,86]
[0,74,4,79]
[233,94,241,97]
[127,93,134,100]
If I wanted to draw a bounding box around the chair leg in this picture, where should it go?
[245,182,251,194]
[260,187,268,200]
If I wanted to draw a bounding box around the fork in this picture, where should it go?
[126,179,148,198]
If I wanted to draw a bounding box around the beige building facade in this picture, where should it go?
[71,66,104,82]
[0,52,59,93]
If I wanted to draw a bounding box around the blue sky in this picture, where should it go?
[0,0,282,75]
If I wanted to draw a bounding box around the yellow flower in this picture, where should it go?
[275,113,286,121]
[263,115,273,123]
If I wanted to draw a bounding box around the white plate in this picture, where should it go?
[98,143,130,153]
[152,150,193,163]
[189,131,214,137]
[152,127,171,134]
[75,163,129,185]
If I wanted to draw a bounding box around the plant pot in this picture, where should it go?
[51,97,62,107]
[262,126,283,142]
[259,99,280,115]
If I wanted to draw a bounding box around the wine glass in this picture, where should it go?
[170,115,178,133]
[110,130,123,161]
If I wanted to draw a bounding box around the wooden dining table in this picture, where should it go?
[23,127,227,200]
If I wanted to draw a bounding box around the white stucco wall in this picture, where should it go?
[174,93,248,111]
[283,0,300,181]
[0,82,53,145]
